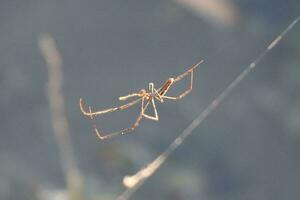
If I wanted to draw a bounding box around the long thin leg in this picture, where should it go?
[119,93,140,101]
[161,70,194,100]
[162,60,203,100]
[92,97,150,140]
[153,87,165,103]
[174,60,203,82]
[79,98,141,118]
[143,98,159,121]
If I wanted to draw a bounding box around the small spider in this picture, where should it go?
[79,60,203,140]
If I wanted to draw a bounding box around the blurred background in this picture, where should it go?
[0,0,299,200]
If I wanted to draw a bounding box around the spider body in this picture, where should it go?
[158,78,174,96]
[80,60,203,139]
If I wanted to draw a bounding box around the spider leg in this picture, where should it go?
[92,97,149,140]
[79,98,141,118]
[174,60,203,82]
[143,98,159,121]
[159,70,194,100]
[162,60,203,100]
[153,87,164,103]
[119,93,140,101]
[160,95,177,100]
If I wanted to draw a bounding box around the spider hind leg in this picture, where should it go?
[91,97,148,140]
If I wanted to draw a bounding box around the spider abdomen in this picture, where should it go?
[159,78,174,96]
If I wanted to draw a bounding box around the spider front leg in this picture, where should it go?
[162,60,203,100]
[160,70,194,100]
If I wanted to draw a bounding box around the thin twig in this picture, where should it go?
[116,15,300,200]
[39,35,83,197]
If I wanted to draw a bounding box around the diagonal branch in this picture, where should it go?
[116,15,300,200]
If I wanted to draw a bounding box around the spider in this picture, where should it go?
[79,60,203,140]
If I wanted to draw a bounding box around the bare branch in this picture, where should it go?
[116,15,300,200]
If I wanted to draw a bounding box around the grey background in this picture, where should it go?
[0,0,299,200]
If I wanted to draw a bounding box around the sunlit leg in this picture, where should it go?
[92,98,147,140]
[79,98,141,118]
[174,60,203,82]
[119,93,140,101]
[143,98,159,121]
[153,87,164,103]
[162,70,194,100]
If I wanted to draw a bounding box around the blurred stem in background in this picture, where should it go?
[39,35,84,200]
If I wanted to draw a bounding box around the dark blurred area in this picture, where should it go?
[0,0,300,200]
